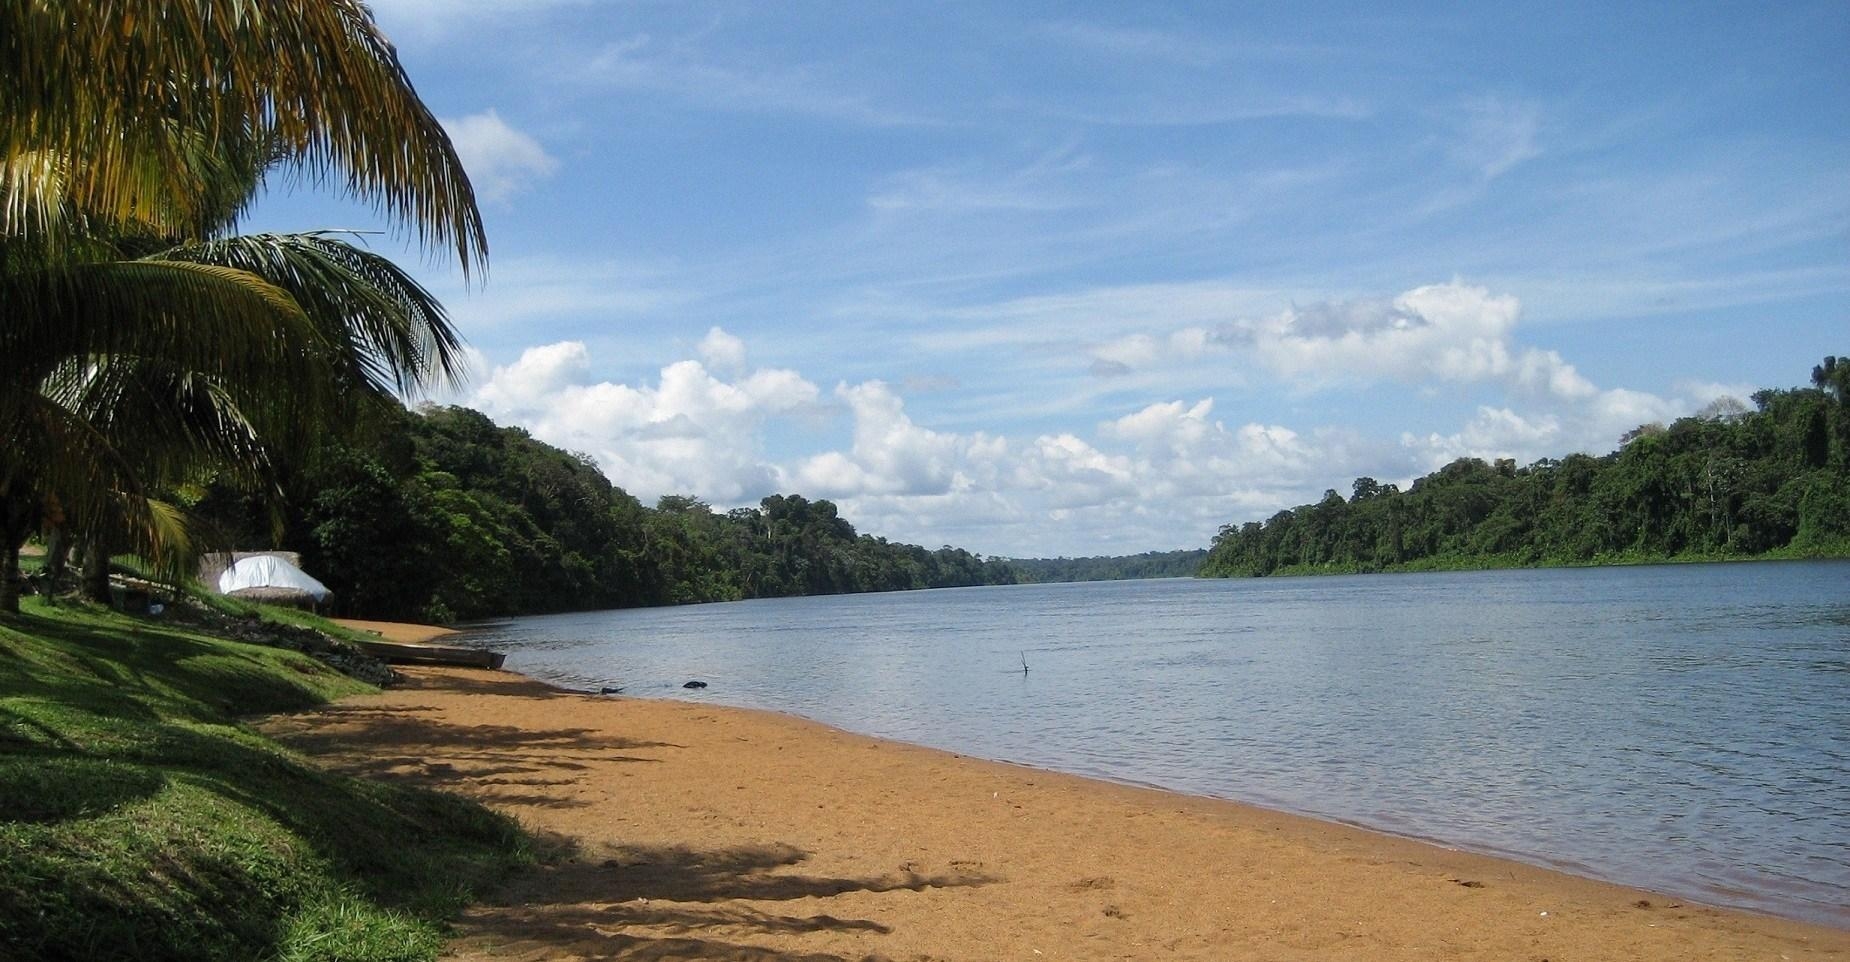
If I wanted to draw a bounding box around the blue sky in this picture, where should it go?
[247,1,1848,557]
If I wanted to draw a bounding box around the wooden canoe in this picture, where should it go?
[354,639,506,670]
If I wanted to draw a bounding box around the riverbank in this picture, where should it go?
[0,601,529,962]
[262,664,1848,961]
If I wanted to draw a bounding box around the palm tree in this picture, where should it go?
[1,1,483,613]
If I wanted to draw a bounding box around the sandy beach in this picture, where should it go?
[330,618,459,644]
[260,664,1848,961]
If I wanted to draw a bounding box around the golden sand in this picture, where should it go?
[329,617,457,644]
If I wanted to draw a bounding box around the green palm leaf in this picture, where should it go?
[151,232,467,396]
[0,0,485,271]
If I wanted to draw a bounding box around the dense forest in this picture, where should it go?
[1201,358,1850,577]
[194,404,1019,622]
[1008,549,1207,582]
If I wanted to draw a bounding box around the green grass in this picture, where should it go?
[0,598,530,962]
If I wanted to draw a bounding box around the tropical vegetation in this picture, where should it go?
[2,0,478,614]
[1201,358,1850,577]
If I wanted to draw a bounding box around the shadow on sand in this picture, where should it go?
[460,838,997,962]
[272,704,680,810]
[272,686,998,960]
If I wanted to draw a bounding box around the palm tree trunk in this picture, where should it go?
[0,544,20,615]
[44,526,70,591]
[0,490,34,615]
[81,538,110,604]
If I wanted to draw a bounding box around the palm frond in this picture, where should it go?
[2,259,330,392]
[151,232,467,396]
[0,0,485,271]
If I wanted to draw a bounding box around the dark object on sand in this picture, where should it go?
[683,680,708,689]
[599,687,623,695]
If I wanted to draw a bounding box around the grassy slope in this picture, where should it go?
[0,598,529,962]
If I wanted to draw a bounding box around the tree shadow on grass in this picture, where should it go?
[0,701,528,961]
[1,610,349,723]
[0,749,166,822]
[459,839,997,962]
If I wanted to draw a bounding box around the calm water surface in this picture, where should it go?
[463,561,1850,926]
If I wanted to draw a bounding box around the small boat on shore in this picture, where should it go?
[353,639,506,670]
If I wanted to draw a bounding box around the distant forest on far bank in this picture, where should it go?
[1007,550,1207,582]
[1200,356,1850,578]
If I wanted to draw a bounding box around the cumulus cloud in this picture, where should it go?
[697,326,747,375]
[1244,283,1555,390]
[795,381,1006,497]
[1402,406,1564,469]
[440,109,558,203]
[466,337,818,502]
[788,386,1388,553]
[1076,281,1597,403]
[1400,386,1703,472]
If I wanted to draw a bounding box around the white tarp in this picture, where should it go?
[216,555,332,602]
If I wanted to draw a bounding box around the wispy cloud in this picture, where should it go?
[367,0,591,40]
[435,255,690,339]
[1452,96,1542,180]
[1039,20,1347,68]
[440,109,558,203]
[1015,95,1372,128]
[581,34,940,127]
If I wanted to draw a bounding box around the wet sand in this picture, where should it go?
[261,665,1848,961]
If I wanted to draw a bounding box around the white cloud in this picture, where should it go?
[448,334,1379,553]
[1153,282,1594,403]
[1100,398,1217,453]
[697,327,747,375]
[939,281,1600,409]
[1400,385,1703,471]
[790,386,1385,553]
[1402,406,1564,470]
[810,381,1006,497]
[467,340,819,503]
[440,109,558,203]
[1247,282,1527,386]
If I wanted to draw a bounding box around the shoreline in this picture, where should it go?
[488,660,1839,931]
[262,655,1849,960]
